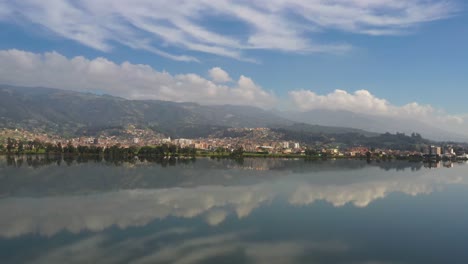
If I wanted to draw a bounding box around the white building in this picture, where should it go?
[429,146,442,155]
[444,147,455,155]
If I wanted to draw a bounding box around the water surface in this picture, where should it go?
[1,156,467,263]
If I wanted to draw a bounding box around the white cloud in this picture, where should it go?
[291,89,390,114]
[208,67,232,83]
[289,89,465,127]
[0,0,458,61]
[0,49,276,108]
[1,48,466,136]
[0,2,10,18]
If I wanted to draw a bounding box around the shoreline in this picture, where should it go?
[1,152,466,162]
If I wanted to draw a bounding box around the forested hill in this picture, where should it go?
[0,85,374,138]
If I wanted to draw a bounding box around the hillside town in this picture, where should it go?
[1,127,468,160]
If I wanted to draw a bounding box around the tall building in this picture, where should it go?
[429,146,442,156]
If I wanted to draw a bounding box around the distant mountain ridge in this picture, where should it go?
[0,85,375,138]
[280,109,468,142]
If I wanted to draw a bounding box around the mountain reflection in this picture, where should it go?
[0,156,435,197]
[1,156,467,239]
[3,154,428,171]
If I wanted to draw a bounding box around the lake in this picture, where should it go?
[1,156,468,263]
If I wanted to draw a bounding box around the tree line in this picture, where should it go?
[1,138,198,158]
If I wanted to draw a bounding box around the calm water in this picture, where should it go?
[1,156,468,263]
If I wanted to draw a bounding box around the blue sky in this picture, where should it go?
[0,0,467,131]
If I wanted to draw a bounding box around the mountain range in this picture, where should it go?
[0,85,373,139]
[1,84,466,144]
[280,109,468,142]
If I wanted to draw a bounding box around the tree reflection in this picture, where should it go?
[2,154,197,168]
[0,155,448,172]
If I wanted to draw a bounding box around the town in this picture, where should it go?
[2,127,468,161]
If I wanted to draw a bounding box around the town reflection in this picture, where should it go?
[1,156,467,237]
[1,157,468,263]
[1,154,435,170]
[0,155,440,197]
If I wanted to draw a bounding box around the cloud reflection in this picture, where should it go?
[31,230,348,264]
[0,184,274,238]
[0,163,467,238]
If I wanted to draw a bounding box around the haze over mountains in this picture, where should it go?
[280,110,468,142]
[0,85,466,142]
[0,85,371,138]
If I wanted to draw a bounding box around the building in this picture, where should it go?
[430,146,442,156]
[444,147,455,155]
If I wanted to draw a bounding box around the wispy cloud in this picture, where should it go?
[0,0,458,61]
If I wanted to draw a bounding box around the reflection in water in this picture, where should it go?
[2,154,430,170]
[1,157,466,236]
[0,184,275,237]
[1,155,435,198]
[1,156,468,263]
[27,229,350,264]
[3,154,189,168]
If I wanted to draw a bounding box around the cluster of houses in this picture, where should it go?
[2,128,468,160]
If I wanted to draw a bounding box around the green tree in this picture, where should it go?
[17,141,24,154]
[168,145,177,156]
[230,146,244,158]
[32,139,44,153]
[128,146,138,156]
[64,142,76,154]
[27,140,34,151]
[215,147,226,154]
[6,137,16,153]
[56,142,63,153]
[305,148,317,156]
[45,143,55,153]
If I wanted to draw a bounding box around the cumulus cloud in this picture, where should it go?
[0,48,466,136]
[0,0,458,61]
[0,49,276,108]
[289,89,465,126]
[291,89,390,114]
[209,67,232,83]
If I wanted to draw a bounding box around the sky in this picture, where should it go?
[0,0,467,134]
